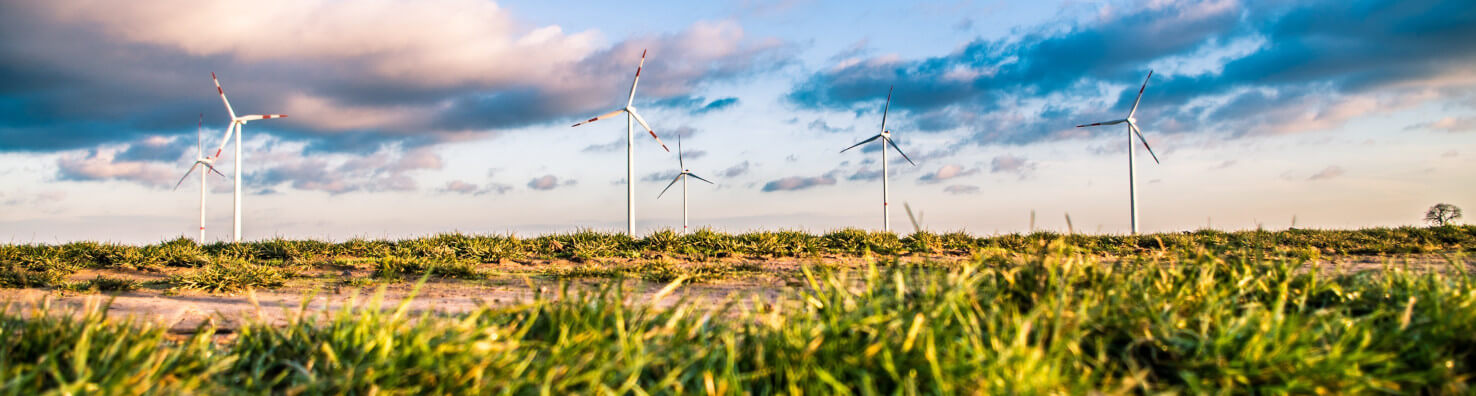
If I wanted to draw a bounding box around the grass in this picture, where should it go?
[61,276,140,293]
[0,226,1470,271]
[0,226,1471,293]
[538,259,765,283]
[370,256,482,280]
[1,244,1473,393]
[167,262,290,293]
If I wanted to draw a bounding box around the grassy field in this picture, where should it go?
[1,226,1473,292]
[1,227,1473,393]
[1,241,1472,393]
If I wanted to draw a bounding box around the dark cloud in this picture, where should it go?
[0,3,796,157]
[761,174,836,192]
[785,0,1476,144]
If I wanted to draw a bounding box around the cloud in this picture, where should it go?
[115,135,189,162]
[0,2,795,155]
[848,168,882,181]
[642,171,681,182]
[652,96,742,115]
[439,179,512,196]
[527,174,574,190]
[943,184,980,194]
[785,0,1476,145]
[55,149,176,188]
[440,180,479,194]
[1211,160,1238,170]
[697,97,740,113]
[244,142,444,194]
[1406,116,1476,133]
[808,119,853,133]
[718,161,751,177]
[582,138,624,153]
[761,174,836,192]
[1442,150,1459,158]
[990,155,1036,176]
[918,164,978,183]
[1308,165,1346,180]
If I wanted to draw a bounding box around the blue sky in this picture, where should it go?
[1,0,1473,243]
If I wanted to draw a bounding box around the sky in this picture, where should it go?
[1,0,1474,244]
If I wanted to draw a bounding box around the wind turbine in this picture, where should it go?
[173,113,226,242]
[208,72,288,242]
[1076,70,1161,235]
[657,135,714,233]
[840,86,916,232]
[571,49,671,236]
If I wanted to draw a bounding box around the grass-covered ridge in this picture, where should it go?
[1,226,1472,274]
[2,245,1472,393]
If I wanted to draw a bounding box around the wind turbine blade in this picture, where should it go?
[886,136,916,166]
[840,134,883,153]
[677,133,684,169]
[211,72,237,120]
[572,109,626,127]
[628,108,670,152]
[627,49,647,107]
[880,86,893,134]
[212,122,237,159]
[687,173,715,184]
[1128,121,1161,164]
[1128,70,1153,118]
[657,174,682,198]
[237,114,287,121]
[203,161,227,178]
[1076,119,1127,128]
[174,163,201,190]
[197,113,203,158]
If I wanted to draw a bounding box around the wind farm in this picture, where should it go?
[1,0,1474,393]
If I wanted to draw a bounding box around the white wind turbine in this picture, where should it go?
[1076,70,1161,235]
[571,49,671,236]
[657,135,714,233]
[208,72,288,242]
[173,113,226,242]
[840,86,916,232]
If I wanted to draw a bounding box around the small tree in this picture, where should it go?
[1425,203,1463,226]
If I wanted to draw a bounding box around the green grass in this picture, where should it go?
[370,256,482,280]
[167,262,290,293]
[538,259,765,283]
[2,245,1473,393]
[2,226,1472,274]
[61,276,140,293]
